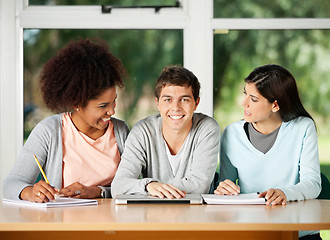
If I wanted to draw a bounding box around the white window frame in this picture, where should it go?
[1,0,330,197]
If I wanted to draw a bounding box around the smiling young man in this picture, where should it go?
[111,65,221,198]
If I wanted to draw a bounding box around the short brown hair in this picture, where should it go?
[155,65,200,101]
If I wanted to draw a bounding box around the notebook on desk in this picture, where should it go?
[201,193,266,205]
[2,197,98,208]
[114,194,202,205]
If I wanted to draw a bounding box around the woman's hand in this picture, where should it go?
[146,182,186,199]
[259,188,287,206]
[214,179,240,195]
[59,182,102,199]
[20,180,59,203]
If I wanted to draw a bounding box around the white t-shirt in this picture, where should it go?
[164,132,191,177]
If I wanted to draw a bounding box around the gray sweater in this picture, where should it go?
[3,114,129,200]
[111,113,221,197]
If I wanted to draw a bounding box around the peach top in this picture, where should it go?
[61,113,120,188]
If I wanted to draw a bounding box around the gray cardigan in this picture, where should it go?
[111,113,221,197]
[3,114,129,200]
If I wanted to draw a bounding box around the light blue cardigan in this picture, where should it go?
[219,116,321,201]
[219,116,321,238]
[3,114,129,200]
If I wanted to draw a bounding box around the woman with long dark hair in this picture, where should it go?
[215,64,321,239]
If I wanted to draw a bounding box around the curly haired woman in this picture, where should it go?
[3,38,129,202]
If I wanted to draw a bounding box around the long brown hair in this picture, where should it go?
[245,64,313,122]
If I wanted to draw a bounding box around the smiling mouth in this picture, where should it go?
[169,115,184,120]
[101,117,111,122]
[244,110,251,116]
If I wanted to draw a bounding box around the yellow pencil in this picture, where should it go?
[33,154,50,184]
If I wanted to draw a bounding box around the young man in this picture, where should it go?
[111,65,220,199]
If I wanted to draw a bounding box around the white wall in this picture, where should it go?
[0,0,24,199]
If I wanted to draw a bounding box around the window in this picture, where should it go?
[214,0,330,18]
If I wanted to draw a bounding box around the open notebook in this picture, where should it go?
[202,193,266,205]
[114,194,202,205]
[2,197,98,208]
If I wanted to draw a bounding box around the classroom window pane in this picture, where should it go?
[214,0,330,18]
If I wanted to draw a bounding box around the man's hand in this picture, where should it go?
[146,182,186,199]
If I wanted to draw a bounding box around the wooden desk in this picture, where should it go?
[1,199,330,240]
